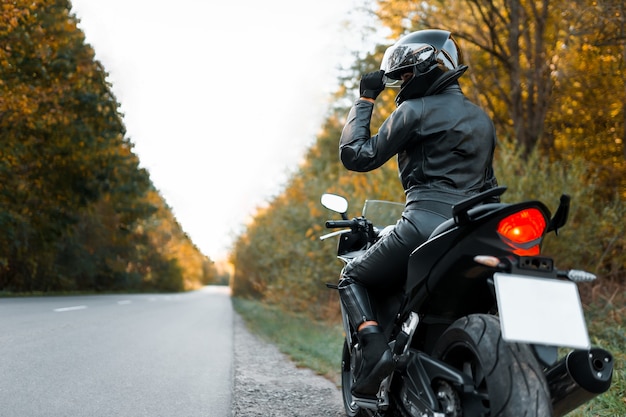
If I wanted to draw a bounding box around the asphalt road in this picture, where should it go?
[0,287,233,417]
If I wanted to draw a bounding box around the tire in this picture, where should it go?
[341,340,370,417]
[432,314,553,417]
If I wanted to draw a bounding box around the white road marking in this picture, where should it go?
[53,305,87,312]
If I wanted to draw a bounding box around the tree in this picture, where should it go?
[0,0,215,292]
[229,0,625,319]
[378,0,564,154]
[1,0,121,289]
[376,0,625,193]
[547,0,625,195]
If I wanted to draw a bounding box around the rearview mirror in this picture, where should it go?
[321,194,348,215]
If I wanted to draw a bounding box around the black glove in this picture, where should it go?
[359,70,386,100]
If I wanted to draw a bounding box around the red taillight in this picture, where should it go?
[497,208,547,255]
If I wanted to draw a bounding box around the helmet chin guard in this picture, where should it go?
[396,65,468,105]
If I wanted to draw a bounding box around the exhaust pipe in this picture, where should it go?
[545,348,613,417]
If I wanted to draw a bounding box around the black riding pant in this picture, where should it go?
[343,203,449,290]
[339,202,450,329]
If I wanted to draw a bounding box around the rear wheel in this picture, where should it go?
[432,314,552,417]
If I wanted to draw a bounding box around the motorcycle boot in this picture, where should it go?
[352,325,394,398]
[338,278,394,398]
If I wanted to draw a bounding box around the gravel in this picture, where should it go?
[231,313,346,417]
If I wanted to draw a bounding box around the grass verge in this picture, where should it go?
[232,297,344,385]
[232,296,625,415]
[567,295,626,416]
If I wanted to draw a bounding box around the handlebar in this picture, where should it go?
[325,219,357,229]
[322,216,377,245]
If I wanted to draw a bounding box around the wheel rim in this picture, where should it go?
[342,363,359,412]
[434,380,462,417]
[342,342,361,416]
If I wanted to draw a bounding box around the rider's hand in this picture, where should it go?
[359,70,386,100]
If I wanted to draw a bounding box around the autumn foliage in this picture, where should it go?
[0,0,216,292]
[230,0,625,318]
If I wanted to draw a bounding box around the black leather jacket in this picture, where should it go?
[340,85,498,208]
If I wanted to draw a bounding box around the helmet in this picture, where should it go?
[380,29,467,103]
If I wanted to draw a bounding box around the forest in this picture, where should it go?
[230,0,626,320]
[1,0,624,302]
[1,0,218,293]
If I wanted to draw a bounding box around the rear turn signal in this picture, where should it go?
[497,208,547,255]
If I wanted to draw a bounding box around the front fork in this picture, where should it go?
[340,303,355,347]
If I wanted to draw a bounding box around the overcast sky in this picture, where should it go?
[69,0,367,260]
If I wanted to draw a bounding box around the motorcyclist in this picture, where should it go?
[338,29,499,399]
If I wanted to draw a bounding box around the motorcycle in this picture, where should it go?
[320,186,613,417]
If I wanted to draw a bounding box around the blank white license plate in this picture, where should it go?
[494,273,590,349]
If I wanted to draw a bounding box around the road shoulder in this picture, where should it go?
[232,313,344,416]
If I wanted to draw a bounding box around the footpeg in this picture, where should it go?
[351,375,392,412]
[350,395,380,410]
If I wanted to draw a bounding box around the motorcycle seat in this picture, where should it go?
[428,203,507,239]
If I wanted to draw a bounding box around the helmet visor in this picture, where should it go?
[381,43,437,86]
